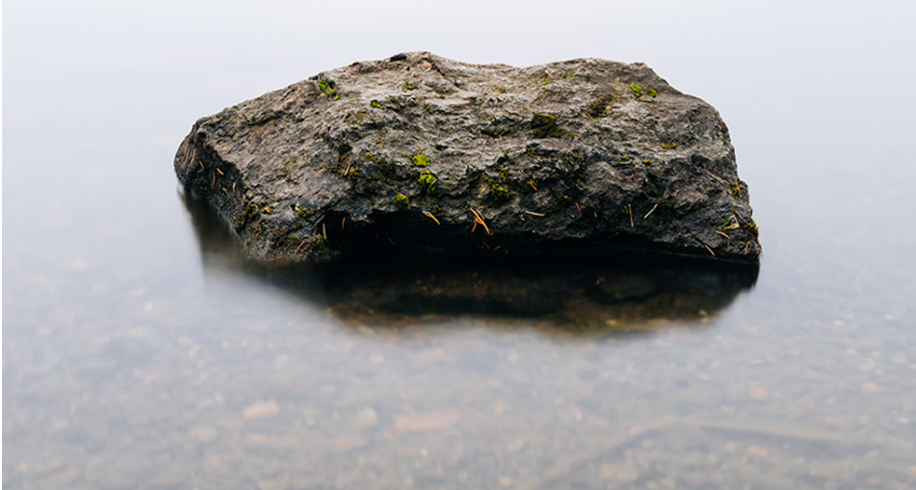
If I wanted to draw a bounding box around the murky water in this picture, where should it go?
[4,1,916,489]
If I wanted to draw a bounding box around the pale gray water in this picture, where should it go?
[4,1,916,489]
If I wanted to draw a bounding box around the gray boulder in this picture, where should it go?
[174,51,759,263]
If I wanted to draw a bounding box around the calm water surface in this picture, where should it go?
[4,1,916,489]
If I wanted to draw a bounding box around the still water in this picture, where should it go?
[4,1,916,489]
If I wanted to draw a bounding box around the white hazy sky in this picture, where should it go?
[6,0,913,119]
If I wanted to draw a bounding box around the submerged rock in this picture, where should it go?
[180,193,760,331]
[174,52,759,263]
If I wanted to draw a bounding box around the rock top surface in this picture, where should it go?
[175,52,759,263]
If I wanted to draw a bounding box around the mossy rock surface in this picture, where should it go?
[174,52,758,263]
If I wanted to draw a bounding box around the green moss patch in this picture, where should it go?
[741,219,759,240]
[488,179,510,201]
[234,203,260,232]
[530,113,570,138]
[412,153,431,167]
[393,193,410,208]
[585,94,615,117]
[417,170,439,195]
[317,80,340,100]
[629,83,657,101]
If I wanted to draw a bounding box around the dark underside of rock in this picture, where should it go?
[175,52,760,264]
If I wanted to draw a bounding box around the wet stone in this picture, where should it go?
[174,52,759,264]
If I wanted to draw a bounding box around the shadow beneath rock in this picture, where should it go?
[181,192,758,334]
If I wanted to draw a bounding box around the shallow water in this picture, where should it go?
[4,1,916,489]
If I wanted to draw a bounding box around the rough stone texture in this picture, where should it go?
[175,51,759,263]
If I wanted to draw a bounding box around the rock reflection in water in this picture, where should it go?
[182,192,758,331]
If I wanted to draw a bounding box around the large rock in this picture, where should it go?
[174,52,759,263]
